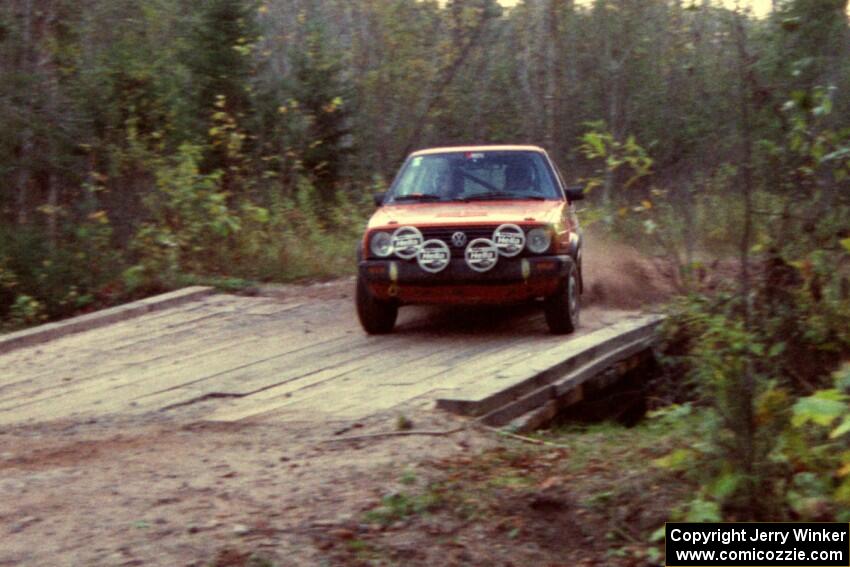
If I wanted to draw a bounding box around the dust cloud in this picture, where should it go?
[581,231,673,309]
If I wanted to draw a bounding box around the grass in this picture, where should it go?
[399,469,417,486]
[363,489,445,526]
[175,273,258,293]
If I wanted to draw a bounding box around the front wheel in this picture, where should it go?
[356,276,398,334]
[544,261,580,334]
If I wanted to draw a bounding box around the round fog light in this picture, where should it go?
[391,226,423,259]
[417,239,451,273]
[465,238,499,272]
[492,224,525,257]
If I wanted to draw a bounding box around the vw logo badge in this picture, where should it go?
[451,231,467,248]
[465,238,499,272]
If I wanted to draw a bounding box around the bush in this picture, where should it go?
[0,215,126,329]
[127,151,369,291]
[655,246,850,520]
[130,143,239,285]
[0,150,372,330]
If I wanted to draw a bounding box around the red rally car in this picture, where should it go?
[356,145,584,335]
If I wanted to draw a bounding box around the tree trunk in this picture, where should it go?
[16,0,35,227]
[732,8,757,519]
[545,0,567,156]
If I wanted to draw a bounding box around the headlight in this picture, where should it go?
[370,231,392,257]
[526,228,551,254]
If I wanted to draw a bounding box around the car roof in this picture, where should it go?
[410,145,548,157]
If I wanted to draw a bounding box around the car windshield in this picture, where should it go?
[387,150,562,203]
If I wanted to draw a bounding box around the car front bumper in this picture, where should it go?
[359,255,571,304]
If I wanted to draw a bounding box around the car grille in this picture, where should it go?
[419,225,516,258]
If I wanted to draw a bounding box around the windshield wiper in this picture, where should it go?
[391,193,443,202]
[459,193,547,201]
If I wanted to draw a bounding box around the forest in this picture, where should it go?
[1,0,849,529]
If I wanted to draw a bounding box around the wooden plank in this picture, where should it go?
[477,335,657,426]
[0,297,297,390]
[0,302,309,403]
[435,315,663,416]
[139,331,458,413]
[201,330,537,422]
[202,313,635,423]
[0,325,354,422]
[203,360,385,422]
[0,286,214,355]
[129,336,397,412]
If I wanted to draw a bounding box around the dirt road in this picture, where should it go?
[0,278,650,566]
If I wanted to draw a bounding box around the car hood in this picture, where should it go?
[367,201,564,230]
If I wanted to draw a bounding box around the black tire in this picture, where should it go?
[544,260,580,334]
[577,249,584,294]
[356,276,398,334]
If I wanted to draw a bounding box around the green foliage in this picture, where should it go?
[779,364,850,519]
[657,209,849,521]
[793,389,847,427]
[131,143,238,285]
[224,178,368,282]
[656,86,850,517]
[9,294,47,328]
[288,10,354,195]
[187,0,258,149]
[127,144,366,291]
[0,208,126,329]
[579,121,654,196]
[684,498,723,523]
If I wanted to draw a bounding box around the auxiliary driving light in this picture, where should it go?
[391,226,423,259]
[417,239,451,273]
[492,224,525,257]
[465,238,499,272]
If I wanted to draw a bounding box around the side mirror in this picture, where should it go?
[373,192,386,207]
[565,185,585,201]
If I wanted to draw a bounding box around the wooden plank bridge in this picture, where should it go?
[0,283,662,430]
